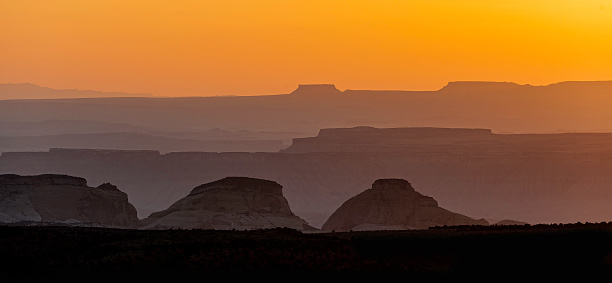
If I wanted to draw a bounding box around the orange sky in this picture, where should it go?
[2,1,612,96]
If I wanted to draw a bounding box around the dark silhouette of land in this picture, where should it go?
[1,223,611,279]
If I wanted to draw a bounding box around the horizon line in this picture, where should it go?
[3,79,612,98]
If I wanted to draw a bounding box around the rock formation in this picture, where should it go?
[8,125,612,228]
[322,179,488,231]
[288,84,342,96]
[0,174,139,227]
[139,177,317,231]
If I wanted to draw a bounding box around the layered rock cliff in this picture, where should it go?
[7,126,612,228]
[140,177,316,231]
[0,174,139,227]
[322,179,488,231]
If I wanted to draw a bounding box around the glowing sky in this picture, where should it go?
[2,1,611,96]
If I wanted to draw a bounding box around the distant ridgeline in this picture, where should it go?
[47,148,161,157]
[3,81,612,134]
[281,126,612,154]
[317,126,493,137]
[0,83,152,100]
[437,80,612,94]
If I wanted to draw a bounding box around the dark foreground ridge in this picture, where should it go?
[1,223,612,280]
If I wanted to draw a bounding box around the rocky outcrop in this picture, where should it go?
[322,179,488,231]
[0,174,139,227]
[139,177,317,231]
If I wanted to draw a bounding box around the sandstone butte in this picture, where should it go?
[0,174,139,228]
[322,178,489,232]
[139,176,317,231]
[1,174,491,231]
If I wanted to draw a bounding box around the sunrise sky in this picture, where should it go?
[2,1,611,96]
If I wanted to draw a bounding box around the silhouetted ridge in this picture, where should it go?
[316,126,492,138]
[48,148,161,157]
[289,84,342,95]
[438,81,532,93]
[545,80,612,93]
[438,80,612,94]
[0,83,153,100]
[0,174,87,187]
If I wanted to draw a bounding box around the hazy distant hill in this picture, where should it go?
[0,83,153,100]
[0,132,286,153]
[0,120,302,153]
[281,126,612,154]
[2,81,612,135]
[0,120,150,136]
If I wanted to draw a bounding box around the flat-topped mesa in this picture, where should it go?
[289,84,342,96]
[0,174,87,187]
[281,126,493,153]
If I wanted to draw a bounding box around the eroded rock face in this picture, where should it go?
[322,179,488,231]
[0,174,139,227]
[140,177,316,231]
